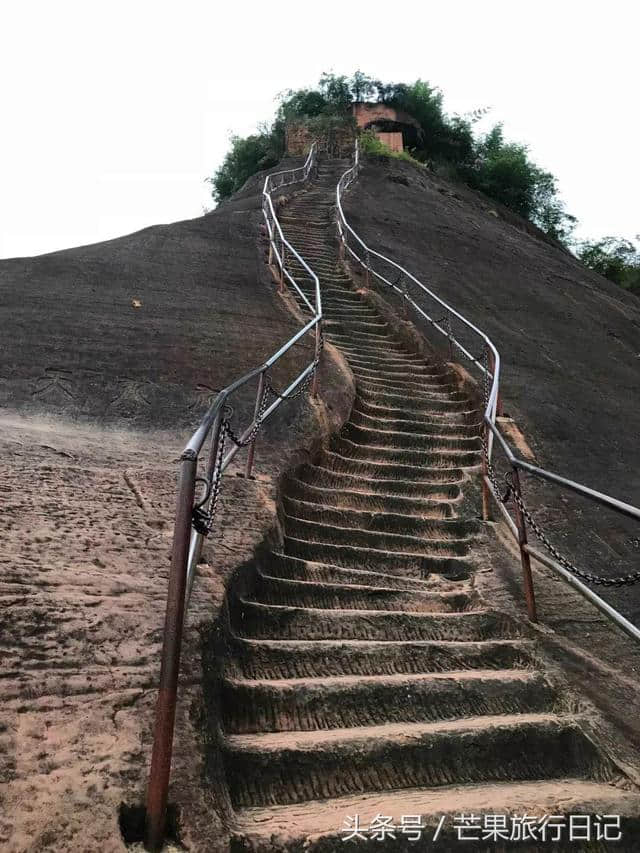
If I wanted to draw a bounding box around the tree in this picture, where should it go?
[577,237,640,294]
[209,131,282,201]
[209,71,576,243]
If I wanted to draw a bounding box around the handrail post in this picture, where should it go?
[245,371,266,478]
[364,250,371,290]
[311,319,322,399]
[511,466,537,622]
[145,452,198,851]
[279,240,286,293]
[481,424,491,522]
[488,349,503,417]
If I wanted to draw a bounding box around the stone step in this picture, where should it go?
[222,668,558,734]
[340,422,481,452]
[282,475,457,517]
[281,496,478,539]
[348,407,481,438]
[295,463,463,499]
[223,714,611,808]
[283,536,474,578]
[261,553,454,591]
[283,516,474,558]
[328,435,480,469]
[232,597,520,642]
[224,636,537,681]
[251,570,474,613]
[232,780,640,851]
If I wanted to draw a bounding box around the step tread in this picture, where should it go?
[224,712,577,751]
[225,668,538,690]
[233,781,640,845]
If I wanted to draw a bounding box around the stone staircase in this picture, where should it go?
[218,159,639,850]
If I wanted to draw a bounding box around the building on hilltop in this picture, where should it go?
[285,101,422,157]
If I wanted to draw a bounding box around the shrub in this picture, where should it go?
[577,237,640,294]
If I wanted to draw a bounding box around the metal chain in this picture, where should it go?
[264,331,325,401]
[507,475,640,587]
[481,348,640,586]
[191,411,229,536]
[225,382,271,448]
[191,333,324,534]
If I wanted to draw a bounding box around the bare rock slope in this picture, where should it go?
[343,155,640,622]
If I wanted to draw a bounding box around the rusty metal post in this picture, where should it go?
[268,234,273,266]
[279,240,286,293]
[511,466,537,622]
[364,251,371,290]
[447,314,454,362]
[488,349,504,417]
[481,423,491,522]
[245,371,266,478]
[145,453,197,852]
[311,320,322,399]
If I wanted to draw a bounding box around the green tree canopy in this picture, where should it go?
[577,237,640,294]
[209,71,576,245]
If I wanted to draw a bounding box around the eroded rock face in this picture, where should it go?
[0,166,309,430]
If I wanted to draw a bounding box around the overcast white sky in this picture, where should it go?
[1,0,637,259]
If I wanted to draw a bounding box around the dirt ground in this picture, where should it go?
[0,329,352,853]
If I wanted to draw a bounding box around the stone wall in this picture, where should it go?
[376,131,404,152]
[285,121,355,157]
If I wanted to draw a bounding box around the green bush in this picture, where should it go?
[577,237,640,294]
[209,70,578,245]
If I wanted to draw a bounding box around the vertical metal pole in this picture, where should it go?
[245,372,265,479]
[488,349,504,417]
[145,453,198,851]
[311,320,322,399]
[481,424,491,522]
[447,314,454,361]
[364,251,371,289]
[511,466,537,622]
[279,239,286,293]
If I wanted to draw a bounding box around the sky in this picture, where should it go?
[1,0,638,259]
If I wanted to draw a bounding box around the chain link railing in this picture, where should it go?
[336,139,640,638]
[144,143,325,851]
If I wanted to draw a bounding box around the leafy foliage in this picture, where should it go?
[577,237,640,294]
[358,129,416,164]
[209,70,577,245]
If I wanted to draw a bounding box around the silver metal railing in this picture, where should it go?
[336,139,640,642]
[144,143,322,850]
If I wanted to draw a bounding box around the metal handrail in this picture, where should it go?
[144,143,323,851]
[336,139,640,642]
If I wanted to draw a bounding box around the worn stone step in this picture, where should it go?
[282,496,477,539]
[262,553,453,591]
[283,475,456,517]
[232,598,520,642]
[283,515,474,558]
[231,780,640,852]
[222,669,558,734]
[340,422,481,452]
[316,450,467,484]
[354,395,478,425]
[329,435,480,469]
[295,463,463,499]
[224,636,537,681]
[251,570,474,613]
[224,714,611,808]
[283,537,473,578]
[349,406,481,438]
